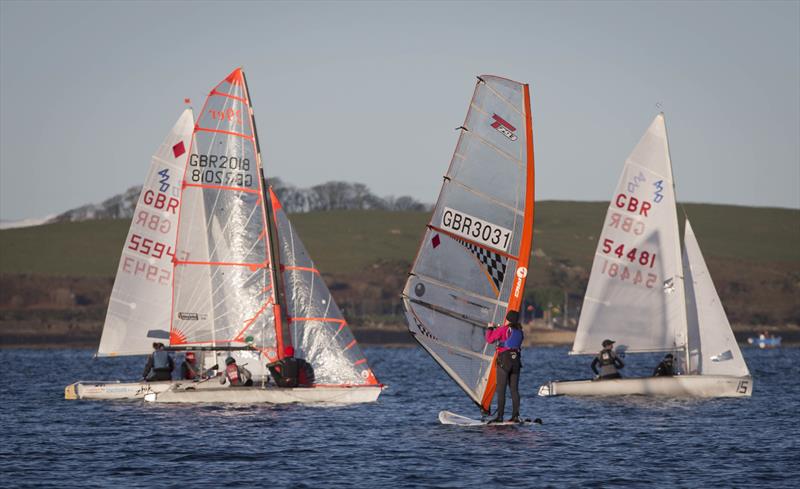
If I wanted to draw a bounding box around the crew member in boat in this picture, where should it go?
[221,356,253,387]
[142,342,174,381]
[267,346,315,388]
[591,339,624,380]
[485,310,524,424]
[652,353,675,377]
[180,351,201,380]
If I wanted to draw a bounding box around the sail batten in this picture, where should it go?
[404,75,535,412]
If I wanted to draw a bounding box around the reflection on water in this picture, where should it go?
[0,346,797,488]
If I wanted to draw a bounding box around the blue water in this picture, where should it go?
[1,346,798,488]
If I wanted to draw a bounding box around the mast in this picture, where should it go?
[240,69,291,360]
[661,112,691,372]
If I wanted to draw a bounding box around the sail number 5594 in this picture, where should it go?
[602,238,657,268]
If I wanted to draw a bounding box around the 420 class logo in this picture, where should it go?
[490,114,518,141]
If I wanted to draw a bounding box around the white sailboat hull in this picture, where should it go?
[64,381,177,400]
[537,375,753,398]
[145,384,384,404]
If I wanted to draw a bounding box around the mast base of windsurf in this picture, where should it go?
[537,375,753,398]
[438,410,541,426]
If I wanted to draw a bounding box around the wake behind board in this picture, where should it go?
[438,410,540,427]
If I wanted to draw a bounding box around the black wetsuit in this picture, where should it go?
[495,349,522,419]
[268,358,315,387]
[653,359,674,377]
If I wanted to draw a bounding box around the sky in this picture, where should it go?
[1,0,798,221]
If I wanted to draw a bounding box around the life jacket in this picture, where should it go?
[502,328,523,350]
[598,349,618,376]
[226,363,241,385]
[153,350,171,371]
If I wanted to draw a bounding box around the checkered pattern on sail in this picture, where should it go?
[455,238,507,291]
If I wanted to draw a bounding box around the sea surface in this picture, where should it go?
[0,346,798,488]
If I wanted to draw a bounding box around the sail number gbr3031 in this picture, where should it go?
[441,207,513,252]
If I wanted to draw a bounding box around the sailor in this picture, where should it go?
[142,342,174,381]
[485,310,524,424]
[267,346,315,387]
[653,353,675,377]
[222,356,253,387]
[591,339,624,379]
[180,351,201,380]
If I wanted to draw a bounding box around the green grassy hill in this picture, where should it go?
[1,202,798,325]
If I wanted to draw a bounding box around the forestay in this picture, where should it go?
[171,69,277,353]
[683,220,749,377]
[98,109,194,356]
[272,190,379,386]
[403,75,535,412]
[573,114,687,354]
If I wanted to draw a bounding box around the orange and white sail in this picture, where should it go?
[98,109,193,356]
[171,68,278,354]
[170,68,378,385]
[402,76,535,412]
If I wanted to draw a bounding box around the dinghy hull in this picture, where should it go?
[537,375,753,398]
[64,381,177,400]
[144,384,384,404]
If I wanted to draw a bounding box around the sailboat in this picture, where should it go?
[538,114,752,398]
[69,68,383,404]
[402,75,536,421]
[65,108,194,400]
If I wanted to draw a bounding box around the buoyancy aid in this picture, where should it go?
[502,328,524,350]
[153,350,171,371]
[598,349,619,376]
[226,363,241,385]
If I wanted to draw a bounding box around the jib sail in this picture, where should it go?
[402,76,535,412]
[98,109,193,356]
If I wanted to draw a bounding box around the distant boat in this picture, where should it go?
[538,114,752,398]
[747,333,782,349]
[402,75,536,418]
[68,68,383,404]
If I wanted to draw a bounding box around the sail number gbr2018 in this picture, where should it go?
[441,207,513,251]
[188,154,252,187]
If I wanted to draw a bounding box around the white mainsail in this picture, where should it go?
[573,114,688,354]
[403,75,535,412]
[683,220,749,377]
[97,109,194,356]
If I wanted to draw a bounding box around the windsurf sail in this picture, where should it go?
[97,109,194,356]
[572,113,688,355]
[683,220,749,377]
[402,76,535,412]
[272,190,379,386]
[171,68,279,356]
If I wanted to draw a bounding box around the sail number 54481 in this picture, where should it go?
[441,207,513,252]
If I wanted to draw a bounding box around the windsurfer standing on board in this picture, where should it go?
[485,310,524,424]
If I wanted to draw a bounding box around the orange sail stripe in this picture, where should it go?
[209,89,247,103]
[428,224,519,261]
[344,339,357,351]
[183,182,261,194]
[288,317,346,324]
[175,259,268,269]
[284,266,320,274]
[507,83,535,312]
[194,126,253,140]
[234,298,274,341]
[354,358,367,366]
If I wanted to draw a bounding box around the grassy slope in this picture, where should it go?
[1,202,797,277]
